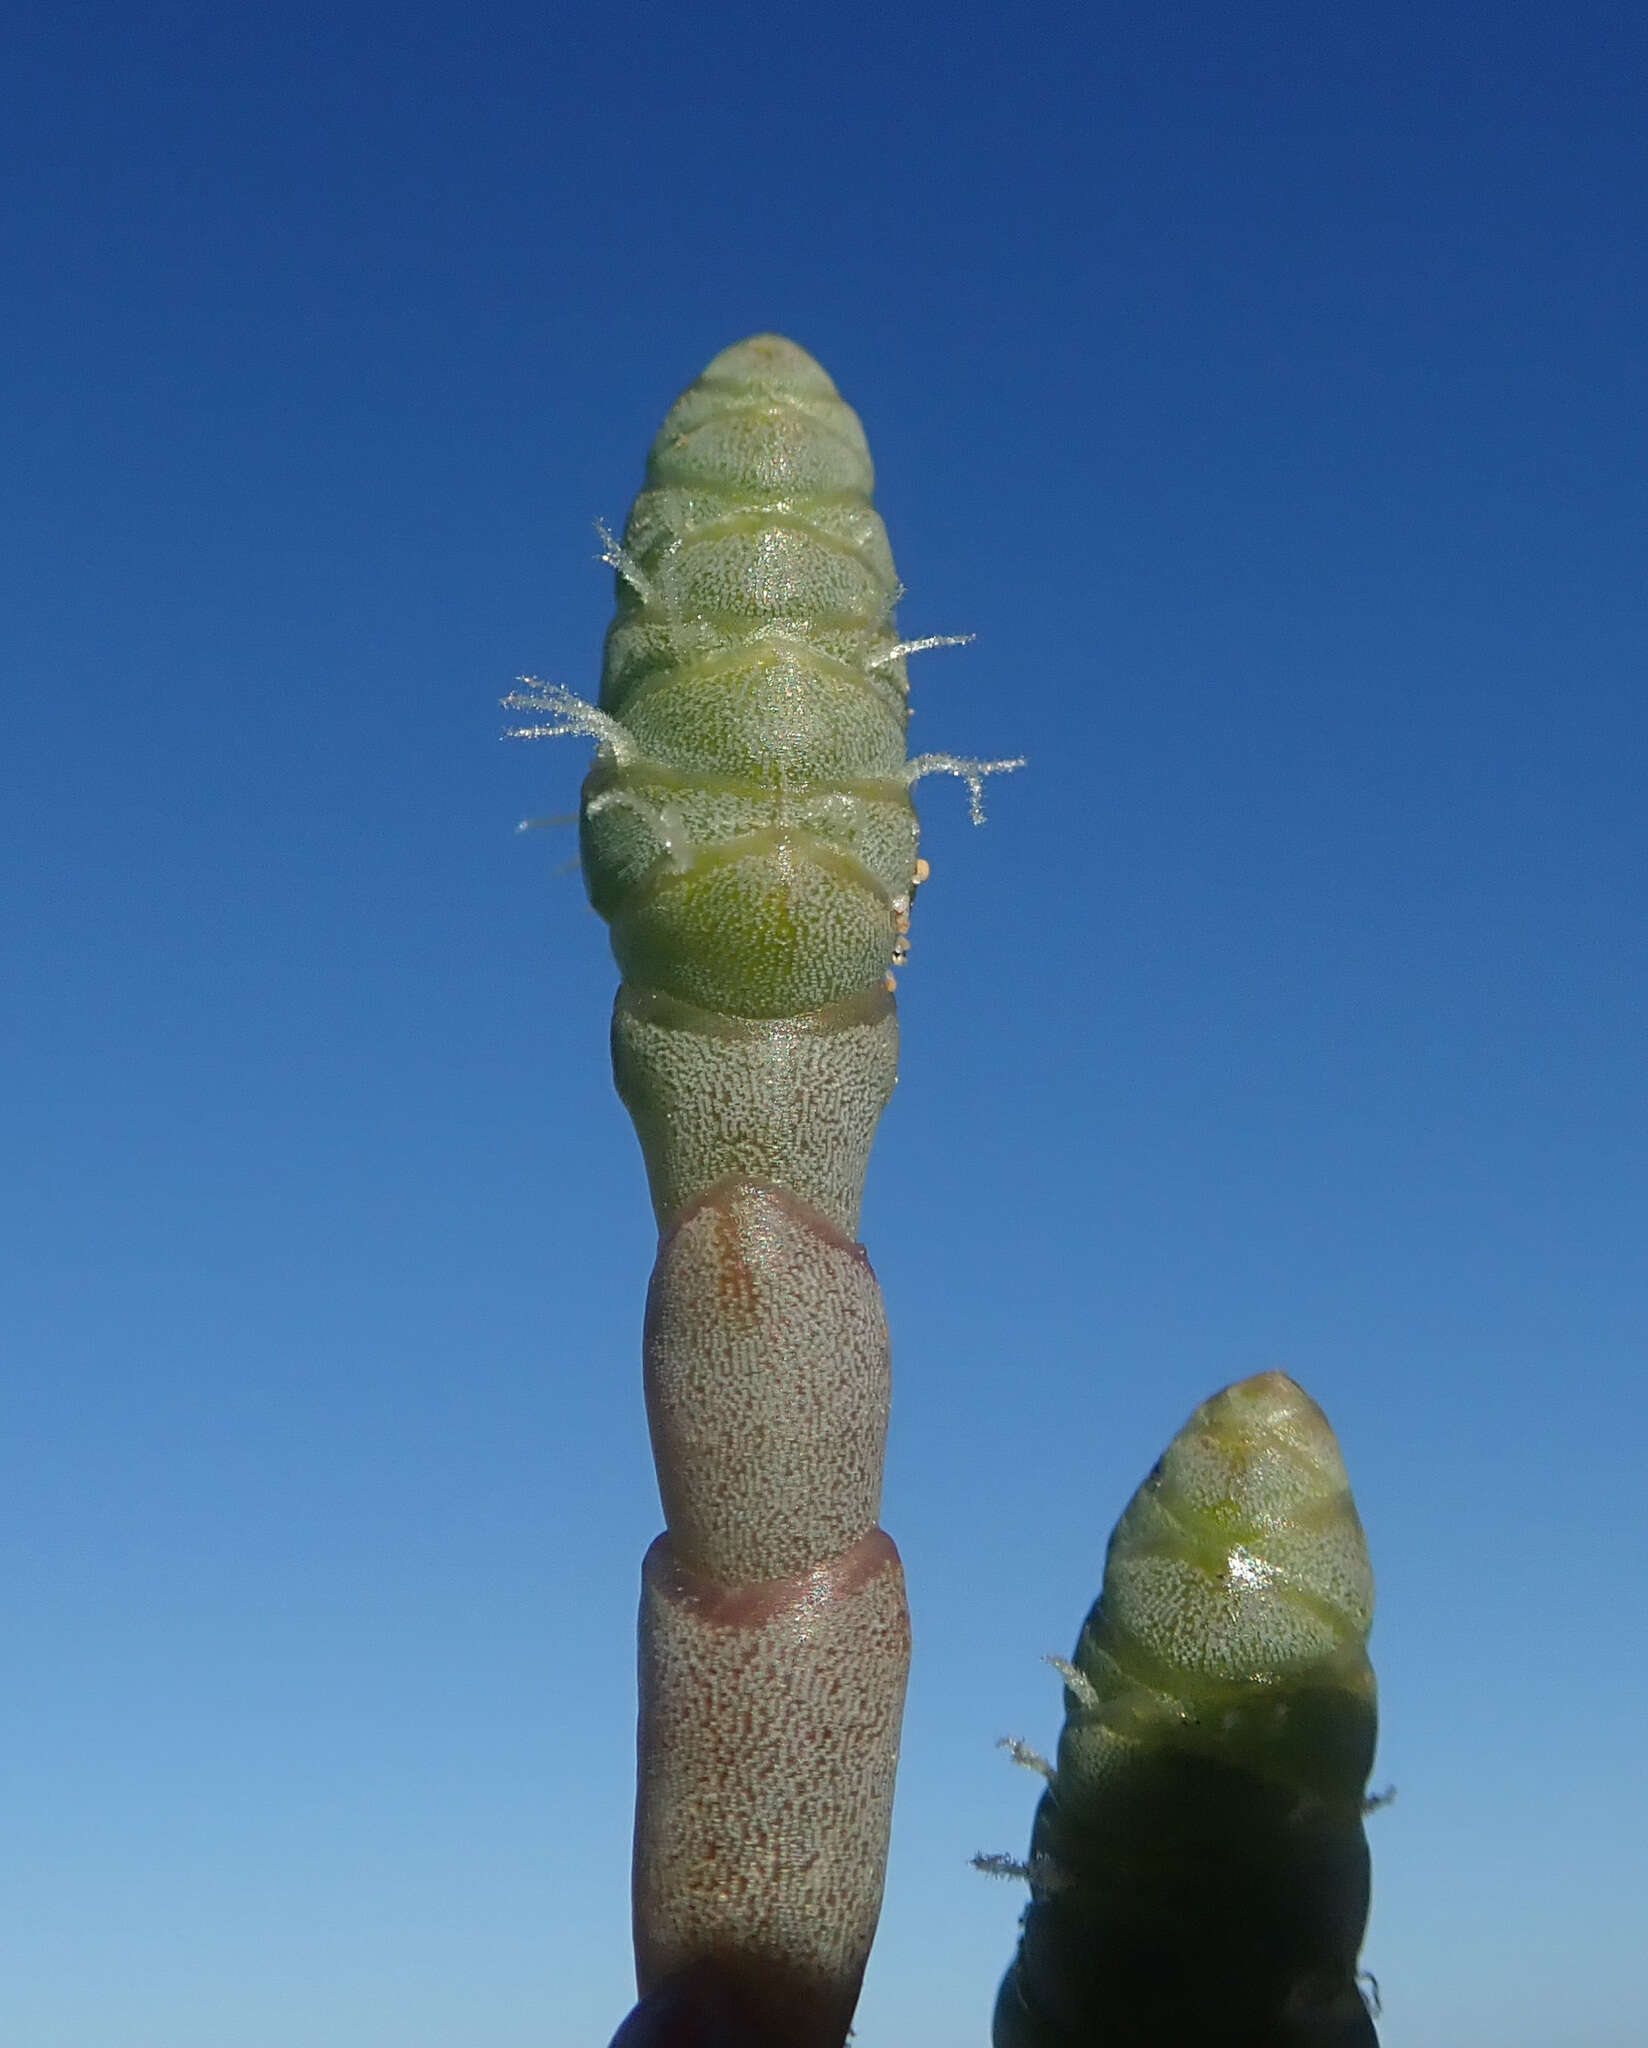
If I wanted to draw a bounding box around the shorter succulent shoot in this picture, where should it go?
[988,1371,1381,2047]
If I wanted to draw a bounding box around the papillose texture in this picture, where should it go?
[991,1372,1380,2048]
[513,335,1015,2047]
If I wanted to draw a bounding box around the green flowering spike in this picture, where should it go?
[586,334,914,1017]
[991,1372,1380,2048]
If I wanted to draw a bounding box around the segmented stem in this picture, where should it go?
[582,336,926,2046]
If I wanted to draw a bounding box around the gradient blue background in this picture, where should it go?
[4,4,1644,2042]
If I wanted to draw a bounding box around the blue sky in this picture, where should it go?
[3,3,1644,2042]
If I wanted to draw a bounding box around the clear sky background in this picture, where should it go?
[3,4,1644,2044]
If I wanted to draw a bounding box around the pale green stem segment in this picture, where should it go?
[570,335,937,2046]
[991,1372,1380,2048]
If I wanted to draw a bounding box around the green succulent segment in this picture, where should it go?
[580,332,919,1039]
[994,1373,1379,2048]
[612,984,898,1242]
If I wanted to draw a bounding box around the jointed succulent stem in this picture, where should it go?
[525,335,1016,2045]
